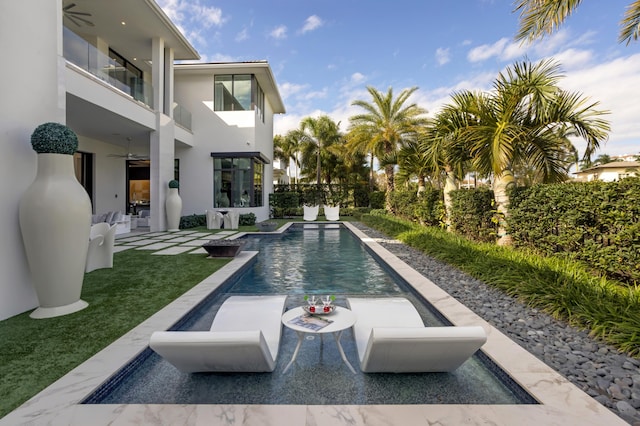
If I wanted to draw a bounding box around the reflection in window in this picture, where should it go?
[213,157,263,207]
[214,74,260,112]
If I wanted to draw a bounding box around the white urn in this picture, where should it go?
[19,123,92,319]
[165,180,182,231]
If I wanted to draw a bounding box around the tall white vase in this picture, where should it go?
[165,187,182,231]
[19,153,92,318]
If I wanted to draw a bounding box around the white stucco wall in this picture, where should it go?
[0,0,65,320]
[174,71,276,222]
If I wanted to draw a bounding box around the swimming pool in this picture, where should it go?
[83,223,535,406]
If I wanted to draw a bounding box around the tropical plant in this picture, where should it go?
[274,133,301,184]
[347,86,428,211]
[293,115,343,185]
[514,0,640,45]
[434,59,610,245]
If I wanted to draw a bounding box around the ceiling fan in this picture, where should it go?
[108,138,149,160]
[63,3,94,27]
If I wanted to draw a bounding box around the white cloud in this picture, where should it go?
[301,15,323,34]
[235,28,249,42]
[269,25,288,40]
[350,72,366,84]
[467,38,509,62]
[435,47,451,65]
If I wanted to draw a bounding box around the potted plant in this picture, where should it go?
[19,122,92,318]
[166,179,182,231]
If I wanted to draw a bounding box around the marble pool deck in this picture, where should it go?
[0,222,626,425]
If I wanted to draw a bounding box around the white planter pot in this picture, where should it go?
[166,187,182,231]
[19,153,92,318]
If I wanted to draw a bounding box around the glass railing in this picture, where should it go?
[63,26,153,108]
[173,103,192,130]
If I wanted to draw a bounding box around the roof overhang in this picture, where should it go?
[175,62,286,114]
[211,152,271,164]
[63,0,199,62]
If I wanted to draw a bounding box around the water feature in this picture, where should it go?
[84,223,536,405]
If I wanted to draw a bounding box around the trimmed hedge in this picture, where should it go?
[509,178,640,285]
[449,188,497,243]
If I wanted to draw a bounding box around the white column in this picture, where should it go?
[0,0,66,319]
[149,39,176,231]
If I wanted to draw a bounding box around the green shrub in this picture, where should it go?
[180,214,205,229]
[369,191,385,209]
[449,188,497,243]
[269,192,299,218]
[30,122,78,154]
[239,213,256,226]
[168,180,180,188]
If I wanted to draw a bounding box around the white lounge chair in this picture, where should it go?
[85,222,117,273]
[347,297,487,373]
[323,205,340,221]
[303,204,319,221]
[206,210,223,229]
[223,211,240,229]
[149,295,287,373]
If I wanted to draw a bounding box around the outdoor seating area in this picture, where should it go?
[85,222,116,273]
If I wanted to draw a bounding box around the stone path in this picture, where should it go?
[115,229,238,255]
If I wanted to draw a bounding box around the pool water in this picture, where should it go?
[84,224,536,406]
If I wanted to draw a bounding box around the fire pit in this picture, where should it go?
[256,221,278,232]
[202,240,245,257]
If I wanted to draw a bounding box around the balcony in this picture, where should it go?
[63,26,153,108]
[173,103,192,131]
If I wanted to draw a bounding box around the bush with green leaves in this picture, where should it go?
[30,122,78,155]
[269,192,299,218]
[509,178,640,285]
[179,214,205,229]
[239,213,256,226]
[449,188,497,243]
[369,191,385,209]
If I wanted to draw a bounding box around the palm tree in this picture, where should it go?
[274,133,301,184]
[347,86,428,211]
[514,0,640,45]
[438,59,610,245]
[396,139,438,195]
[296,115,343,185]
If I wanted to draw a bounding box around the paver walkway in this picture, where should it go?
[115,229,239,255]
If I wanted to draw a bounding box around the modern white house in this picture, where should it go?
[0,0,285,320]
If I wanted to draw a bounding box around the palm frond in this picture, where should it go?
[619,0,640,44]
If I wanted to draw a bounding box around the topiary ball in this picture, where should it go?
[168,180,180,188]
[30,122,78,155]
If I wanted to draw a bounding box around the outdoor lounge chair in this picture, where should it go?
[205,210,223,229]
[303,204,319,221]
[85,222,116,273]
[223,210,240,229]
[149,295,287,373]
[323,205,340,221]
[346,297,487,373]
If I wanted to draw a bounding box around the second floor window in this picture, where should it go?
[214,75,252,111]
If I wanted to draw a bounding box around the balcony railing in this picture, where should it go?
[63,26,153,108]
[173,103,192,130]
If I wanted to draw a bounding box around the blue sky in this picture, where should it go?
[158,0,640,159]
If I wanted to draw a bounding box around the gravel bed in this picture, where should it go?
[353,222,640,425]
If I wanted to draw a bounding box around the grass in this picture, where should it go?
[361,214,640,357]
[0,247,228,419]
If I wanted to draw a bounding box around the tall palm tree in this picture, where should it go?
[439,59,610,245]
[296,115,343,185]
[274,133,301,184]
[396,139,438,195]
[514,0,640,45]
[347,86,428,211]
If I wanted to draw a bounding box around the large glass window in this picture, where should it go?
[213,157,263,207]
[214,74,262,112]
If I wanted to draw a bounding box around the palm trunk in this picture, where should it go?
[493,169,516,246]
[443,164,457,231]
[384,164,395,213]
[417,174,426,196]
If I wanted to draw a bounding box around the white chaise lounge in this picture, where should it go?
[149,295,287,373]
[347,297,487,373]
